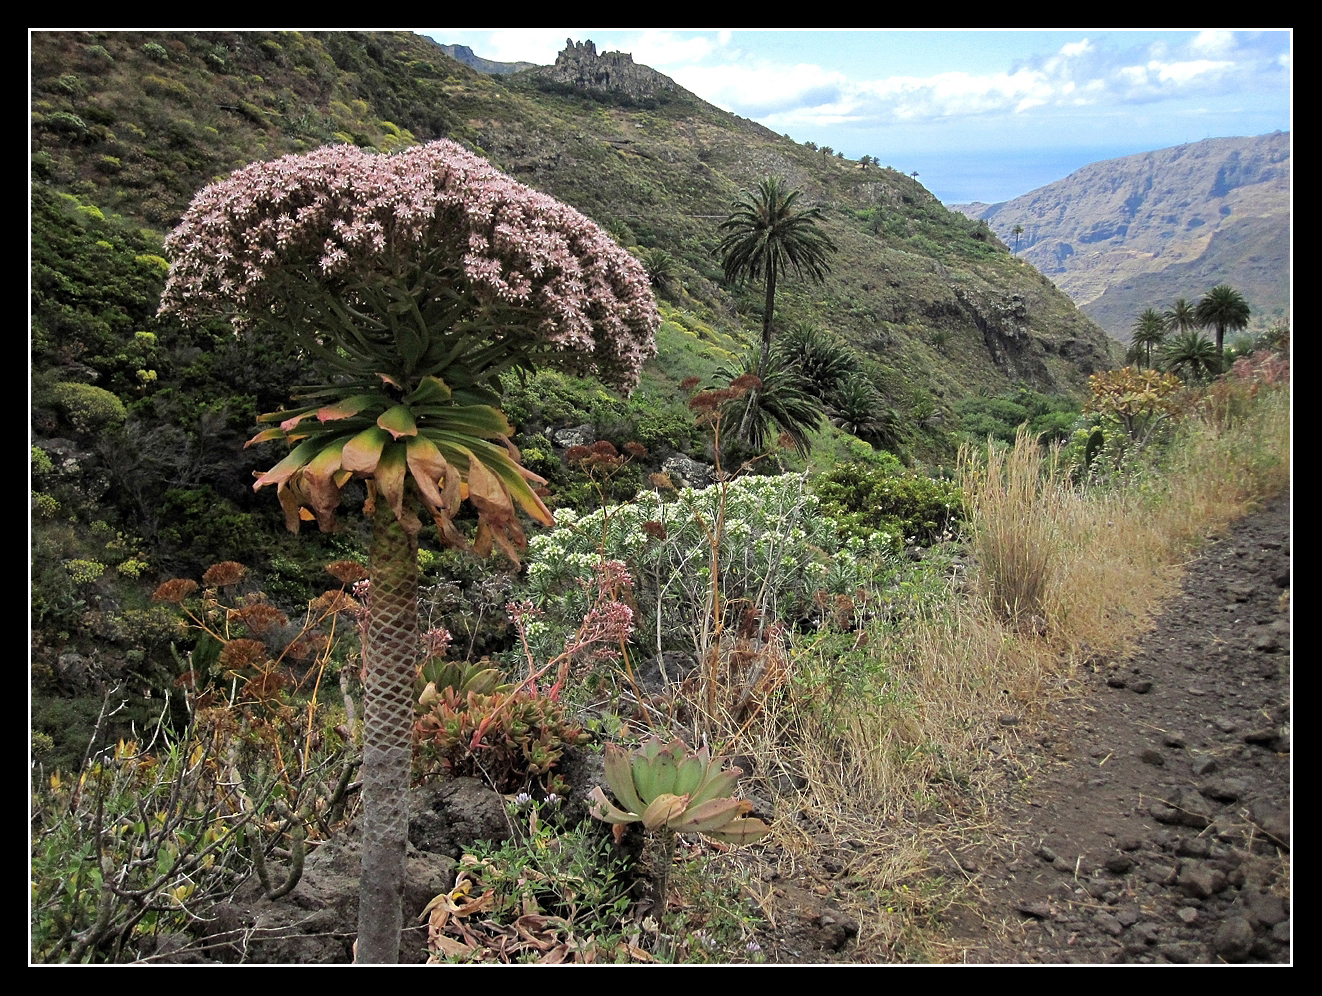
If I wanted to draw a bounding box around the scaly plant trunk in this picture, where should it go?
[356,499,420,964]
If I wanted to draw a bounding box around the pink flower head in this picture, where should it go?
[159,140,659,392]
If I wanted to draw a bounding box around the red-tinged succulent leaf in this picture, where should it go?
[377,372,403,390]
[378,404,419,440]
[700,816,771,845]
[484,456,554,527]
[440,461,461,518]
[587,785,638,824]
[276,477,308,533]
[317,394,380,422]
[641,793,691,832]
[280,411,317,432]
[245,426,288,448]
[253,439,324,491]
[374,443,424,538]
[341,426,390,474]
[464,454,513,517]
[671,796,749,834]
[405,436,449,509]
[424,504,469,551]
[404,375,452,406]
[303,439,350,518]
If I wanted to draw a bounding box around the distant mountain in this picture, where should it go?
[437,43,535,75]
[951,134,1290,339]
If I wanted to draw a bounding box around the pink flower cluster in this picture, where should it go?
[158,140,659,391]
[1230,352,1290,387]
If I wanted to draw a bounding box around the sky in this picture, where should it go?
[417,29,1292,205]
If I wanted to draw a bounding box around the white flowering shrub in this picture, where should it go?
[522,473,897,662]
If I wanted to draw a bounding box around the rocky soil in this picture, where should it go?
[936,489,1291,964]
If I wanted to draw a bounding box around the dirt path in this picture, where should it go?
[934,490,1292,963]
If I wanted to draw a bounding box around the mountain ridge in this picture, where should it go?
[950,133,1290,338]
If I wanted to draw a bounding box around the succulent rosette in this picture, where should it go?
[588,737,770,844]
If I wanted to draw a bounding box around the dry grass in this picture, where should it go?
[740,381,1290,961]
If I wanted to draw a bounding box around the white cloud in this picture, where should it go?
[1190,30,1236,57]
[1151,59,1233,84]
[1059,39,1093,58]
[673,61,848,117]
[629,30,717,69]
[476,30,579,65]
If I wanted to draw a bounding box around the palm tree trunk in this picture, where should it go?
[356,498,420,963]
[759,267,777,372]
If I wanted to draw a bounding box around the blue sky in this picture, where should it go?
[418,29,1292,204]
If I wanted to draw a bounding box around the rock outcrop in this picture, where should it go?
[527,39,686,103]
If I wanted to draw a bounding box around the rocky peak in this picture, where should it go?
[532,38,683,102]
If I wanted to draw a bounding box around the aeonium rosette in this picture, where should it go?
[159,139,660,559]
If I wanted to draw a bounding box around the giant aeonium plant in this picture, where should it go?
[159,138,658,556]
[158,140,659,963]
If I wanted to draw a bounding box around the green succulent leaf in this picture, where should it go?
[587,785,638,825]
[377,404,419,440]
[673,753,708,798]
[688,766,743,808]
[603,743,648,817]
[404,375,452,406]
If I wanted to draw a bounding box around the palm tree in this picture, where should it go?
[1130,308,1167,368]
[1011,224,1024,251]
[1160,330,1220,383]
[827,373,903,450]
[159,141,659,962]
[715,177,837,371]
[638,247,678,291]
[776,321,853,401]
[1163,296,1196,334]
[1195,285,1251,372]
[715,350,824,457]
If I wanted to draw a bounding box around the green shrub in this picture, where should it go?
[142,75,191,102]
[42,111,88,136]
[425,799,632,963]
[523,473,894,663]
[156,487,262,569]
[142,41,168,62]
[51,382,127,434]
[32,492,60,519]
[814,463,966,549]
[32,445,54,475]
[62,559,106,585]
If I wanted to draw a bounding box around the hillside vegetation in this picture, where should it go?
[31,30,1115,416]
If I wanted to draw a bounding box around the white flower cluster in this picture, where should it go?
[522,474,894,659]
